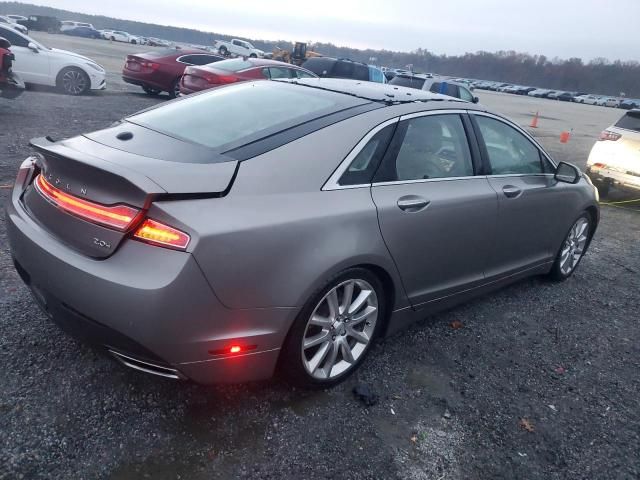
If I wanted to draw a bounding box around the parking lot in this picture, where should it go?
[1,35,639,480]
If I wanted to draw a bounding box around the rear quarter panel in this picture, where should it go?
[162,109,412,310]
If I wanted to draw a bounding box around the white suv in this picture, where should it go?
[586,109,640,196]
[0,24,106,95]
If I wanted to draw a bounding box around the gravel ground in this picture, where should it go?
[1,86,639,480]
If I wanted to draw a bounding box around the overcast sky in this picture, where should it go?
[34,0,640,61]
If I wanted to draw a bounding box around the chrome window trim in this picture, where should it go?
[323,109,476,191]
[373,175,488,187]
[468,110,558,170]
[322,117,400,191]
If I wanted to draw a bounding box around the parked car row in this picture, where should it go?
[468,78,629,108]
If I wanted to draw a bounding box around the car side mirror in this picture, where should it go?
[27,42,39,53]
[555,161,581,184]
[473,96,479,103]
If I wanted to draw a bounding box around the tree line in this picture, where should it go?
[2,1,638,97]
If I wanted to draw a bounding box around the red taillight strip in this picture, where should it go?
[133,219,190,250]
[34,174,139,231]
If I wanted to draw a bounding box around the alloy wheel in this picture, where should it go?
[301,279,378,380]
[61,69,87,95]
[559,217,590,275]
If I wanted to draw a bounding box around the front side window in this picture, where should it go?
[475,116,544,175]
[459,86,474,102]
[0,27,27,47]
[377,114,473,182]
[268,67,293,79]
[295,69,316,79]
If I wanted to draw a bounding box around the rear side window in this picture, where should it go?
[615,111,640,132]
[389,76,425,89]
[339,124,396,186]
[268,67,294,79]
[213,59,254,72]
[128,82,356,152]
[332,61,354,78]
[183,54,223,66]
[475,116,544,175]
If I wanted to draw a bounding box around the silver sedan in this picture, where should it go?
[6,79,599,387]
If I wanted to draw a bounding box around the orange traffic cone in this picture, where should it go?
[560,131,571,143]
[530,111,539,128]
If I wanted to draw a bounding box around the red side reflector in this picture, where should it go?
[133,218,190,250]
[208,345,257,356]
[34,174,139,231]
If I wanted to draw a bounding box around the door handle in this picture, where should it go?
[397,195,430,212]
[502,185,522,198]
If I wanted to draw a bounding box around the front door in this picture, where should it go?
[470,113,574,278]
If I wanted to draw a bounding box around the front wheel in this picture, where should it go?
[249,53,257,58]
[280,268,385,388]
[57,67,90,95]
[548,213,592,281]
[218,46,228,56]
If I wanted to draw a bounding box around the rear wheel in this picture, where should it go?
[218,46,228,56]
[280,268,385,388]
[57,67,90,95]
[169,78,181,98]
[548,213,592,281]
[142,85,161,96]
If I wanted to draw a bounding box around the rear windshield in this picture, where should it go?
[127,81,359,151]
[142,48,183,58]
[389,76,426,89]
[615,111,640,132]
[214,58,254,72]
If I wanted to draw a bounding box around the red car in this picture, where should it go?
[122,49,224,98]
[180,58,317,95]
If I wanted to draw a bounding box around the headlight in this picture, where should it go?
[86,62,105,73]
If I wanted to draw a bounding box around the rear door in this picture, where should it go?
[470,112,573,278]
[371,111,498,307]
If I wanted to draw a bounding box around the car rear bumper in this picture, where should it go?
[6,189,296,384]
[586,166,640,193]
[122,72,166,92]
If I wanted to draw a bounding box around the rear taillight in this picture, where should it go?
[591,163,606,169]
[203,73,238,85]
[34,174,139,231]
[598,130,621,141]
[141,61,160,70]
[133,219,190,251]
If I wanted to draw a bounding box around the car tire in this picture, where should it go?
[110,36,115,41]
[219,46,228,56]
[57,67,90,96]
[131,39,137,44]
[169,78,181,99]
[280,268,386,388]
[142,85,161,96]
[548,213,592,281]
[249,53,257,58]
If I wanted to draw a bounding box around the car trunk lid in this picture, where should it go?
[21,125,237,258]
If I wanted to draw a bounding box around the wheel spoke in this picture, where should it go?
[339,338,355,364]
[348,289,372,315]
[309,314,331,327]
[350,305,376,325]
[303,330,330,349]
[346,325,369,344]
[320,342,338,377]
[326,289,339,320]
[340,281,354,315]
[306,341,331,373]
